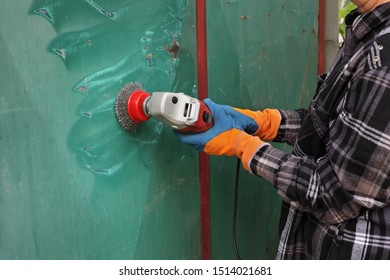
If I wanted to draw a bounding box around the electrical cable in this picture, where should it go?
[233,158,242,260]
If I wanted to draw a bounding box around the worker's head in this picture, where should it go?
[351,0,390,13]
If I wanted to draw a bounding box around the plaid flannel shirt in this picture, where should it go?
[250,4,390,259]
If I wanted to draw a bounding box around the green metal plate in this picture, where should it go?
[0,0,317,259]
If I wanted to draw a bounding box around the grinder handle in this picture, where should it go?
[179,100,213,134]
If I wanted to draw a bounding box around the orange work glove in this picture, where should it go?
[175,99,268,170]
[231,107,281,141]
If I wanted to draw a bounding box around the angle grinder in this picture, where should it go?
[115,82,213,134]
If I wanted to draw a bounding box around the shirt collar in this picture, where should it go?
[345,3,390,41]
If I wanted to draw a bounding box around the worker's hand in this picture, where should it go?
[229,107,281,141]
[175,99,267,170]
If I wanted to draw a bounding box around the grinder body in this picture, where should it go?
[126,89,213,134]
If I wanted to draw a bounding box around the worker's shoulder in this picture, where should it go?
[365,26,390,70]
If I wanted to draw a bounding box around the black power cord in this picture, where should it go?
[233,158,242,260]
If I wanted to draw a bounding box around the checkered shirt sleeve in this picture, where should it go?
[250,66,390,224]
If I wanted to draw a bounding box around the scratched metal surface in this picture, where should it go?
[0,0,318,259]
[0,0,200,259]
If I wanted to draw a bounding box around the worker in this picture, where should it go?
[176,0,390,259]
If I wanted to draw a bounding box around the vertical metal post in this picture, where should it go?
[318,0,326,74]
[196,0,211,260]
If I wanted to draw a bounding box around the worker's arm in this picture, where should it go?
[272,109,307,146]
[177,67,390,225]
[251,67,390,224]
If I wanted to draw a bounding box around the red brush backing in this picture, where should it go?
[127,90,151,123]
